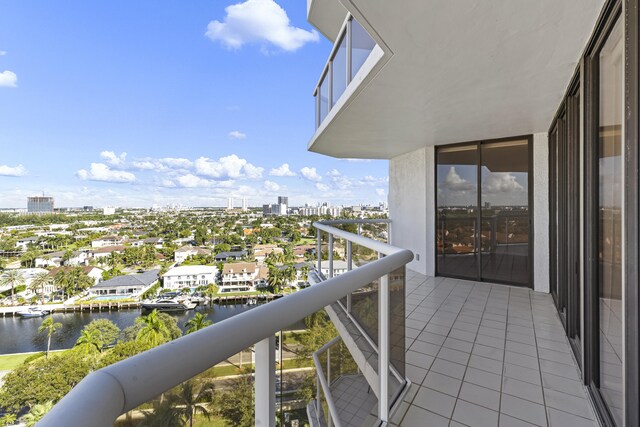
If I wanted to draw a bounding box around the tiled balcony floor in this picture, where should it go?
[331,374,377,426]
[393,271,598,427]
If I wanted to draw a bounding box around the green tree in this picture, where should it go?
[0,413,17,426]
[22,401,54,426]
[0,352,94,412]
[0,269,24,306]
[136,309,170,347]
[215,368,254,427]
[83,319,120,351]
[267,266,284,293]
[172,380,215,427]
[184,312,212,334]
[213,243,231,254]
[74,329,101,355]
[38,317,62,358]
[28,271,51,305]
[139,398,184,427]
[100,340,153,367]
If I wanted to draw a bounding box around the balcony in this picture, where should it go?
[312,15,379,131]
[39,220,598,427]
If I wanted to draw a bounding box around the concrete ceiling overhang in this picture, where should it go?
[307,0,347,42]
[308,0,606,160]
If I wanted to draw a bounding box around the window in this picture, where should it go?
[436,137,532,286]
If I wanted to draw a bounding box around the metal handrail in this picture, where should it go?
[312,336,343,427]
[39,245,413,426]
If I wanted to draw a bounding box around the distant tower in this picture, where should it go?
[242,197,248,211]
[27,196,55,214]
[277,196,289,206]
[227,197,234,210]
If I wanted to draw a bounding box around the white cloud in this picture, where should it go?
[483,173,524,193]
[176,174,214,188]
[375,188,386,197]
[244,163,264,179]
[263,180,280,192]
[228,130,247,140]
[442,167,475,192]
[100,151,127,167]
[327,169,341,177]
[270,163,295,177]
[315,183,330,192]
[132,160,156,170]
[0,70,17,88]
[205,0,319,52]
[77,163,136,183]
[0,51,6,56]
[161,158,193,169]
[0,164,27,177]
[195,154,263,179]
[300,166,322,182]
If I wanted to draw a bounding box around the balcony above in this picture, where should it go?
[307,0,346,42]
[307,0,605,160]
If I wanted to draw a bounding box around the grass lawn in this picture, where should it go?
[192,415,229,427]
[0,353,33,370]
[0,350,68,370]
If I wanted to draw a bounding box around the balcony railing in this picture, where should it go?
[39,220,412,427]
[314,15,376,128]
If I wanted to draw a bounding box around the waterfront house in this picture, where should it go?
[49,266,104,285]
[162,265,217,290]
[89,269,159,298]
[220,262,258,292]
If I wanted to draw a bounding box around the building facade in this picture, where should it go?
[307,0,640,425]
[27,196,54,214]
[162,265,217,290]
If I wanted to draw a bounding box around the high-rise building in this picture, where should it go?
[27,196,54,214]
[242,197,248,211]
[227,197,234,210]
[277,196,288,206]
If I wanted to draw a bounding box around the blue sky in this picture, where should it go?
[0,0,387,209]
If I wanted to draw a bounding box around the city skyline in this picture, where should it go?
[0,0,388,208]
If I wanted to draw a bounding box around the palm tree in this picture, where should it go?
[75,328,101,354]
[29,271,52,305]
[267,266,286,293]
[205,284,217,307]
[38,317,62,358]
[1,269,25,306]
[283,265,297,288]
[22,401,54,427]
[172,380,215,427]
[136,309,170,347]
[185,312,213,334]
[139,398,183,427]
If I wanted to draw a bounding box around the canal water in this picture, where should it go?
[0,302,301,354]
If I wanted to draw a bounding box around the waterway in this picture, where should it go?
[0,302,293,354]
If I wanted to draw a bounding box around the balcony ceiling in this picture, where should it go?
[308,0,606,159]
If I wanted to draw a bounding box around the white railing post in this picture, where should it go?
[328,233,334,279]
[317,230,322,276]
[346,240,352,311]
[327,347,332,427]
[379,272,390,422]
[255,335,276,427]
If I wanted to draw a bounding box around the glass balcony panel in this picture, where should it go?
[350,277,379,345]
[319,73,329,124]
[113,349,255,427]
[332,33,348,107]
[351,19,376,80]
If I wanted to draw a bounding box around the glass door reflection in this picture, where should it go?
[436,144,479,280]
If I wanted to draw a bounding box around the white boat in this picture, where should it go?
[17,307,51,318]
[141,298,197,312]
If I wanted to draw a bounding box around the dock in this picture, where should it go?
[0,302,141,318]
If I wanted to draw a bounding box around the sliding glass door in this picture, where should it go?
[436,137,532,286]
[596,16,624,425]
[436,144,479,280]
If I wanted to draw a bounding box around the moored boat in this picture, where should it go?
[17,307,51,318]
[140,298,197,312]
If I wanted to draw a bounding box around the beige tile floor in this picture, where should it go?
[389,271,599,427]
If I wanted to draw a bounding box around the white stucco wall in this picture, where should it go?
[389,147,426,275]
[533,132,550,293]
